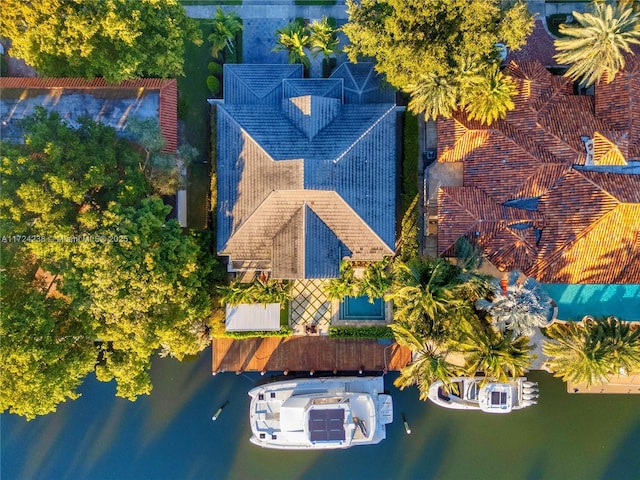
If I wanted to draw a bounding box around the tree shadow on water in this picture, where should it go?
[600,420,640,480]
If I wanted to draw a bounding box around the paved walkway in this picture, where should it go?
[290,280,332,336]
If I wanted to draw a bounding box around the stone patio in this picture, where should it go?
[290,280,332,335]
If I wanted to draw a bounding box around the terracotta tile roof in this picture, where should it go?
[506,20,559,68]
[437,60,640,284]
[0,77,178,153]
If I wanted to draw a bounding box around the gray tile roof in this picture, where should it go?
[217,64,397,279]
[223,64,303,105]
[330,62,396,104]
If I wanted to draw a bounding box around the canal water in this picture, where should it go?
[2,348,639,480]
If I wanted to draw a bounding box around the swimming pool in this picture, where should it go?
[542,284,640,321]
[339,296,386,320]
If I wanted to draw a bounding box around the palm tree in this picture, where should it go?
[216,281,253,307]
[216,277,292,307]
[390,322,461,400]
[323,261,357,301]
[543,316,640,386]
[247,277,293,307]
[406,73,459,119]
[273,21,312,69]
[357,258,392,302]
[452,237,491,303]
[456,316,535,384]
[462,64,516,126]
[208,8,243,60]
[476,271,554,337]
[554,2,640,86]
[309,17,341,59]
[386,257,465,327]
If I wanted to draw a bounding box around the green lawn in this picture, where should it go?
[180,19,213,229]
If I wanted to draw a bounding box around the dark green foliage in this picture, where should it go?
[0,54,8,77]
[208,61,223,75]
[322,57,338,77]
[543,316,640,386]
[215,326,293,339]
[343,0,533,122]
[177,96,189,120]
[0,111,216,417]
[0,0,202,83]
[329,326,394,339]
[399,195,419,262]
[217,277,293,307]
[207,75,221,95]
[401,112,419,214]
[208,7,242,63]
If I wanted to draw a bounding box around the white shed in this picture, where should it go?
[225,303,281,331]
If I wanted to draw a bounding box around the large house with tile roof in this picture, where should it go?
[437,59,640,284]
[216,63,398,279]
[0,77,178,153]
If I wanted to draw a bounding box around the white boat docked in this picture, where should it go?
[427,377,539,414]
[248,376,393,449]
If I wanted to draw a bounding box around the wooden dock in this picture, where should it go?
[211,337,411,373]
[568,373,640,394]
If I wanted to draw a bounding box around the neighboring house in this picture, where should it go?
[216,63,399,279]
[437,60,640,284]
[0,77,178,153]
[0,77,186,225]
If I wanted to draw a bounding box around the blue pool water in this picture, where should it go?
[339,296,386,320]
[542,284,640,321]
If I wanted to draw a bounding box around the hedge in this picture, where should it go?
[329,326,394,339]
[214,326,293,339]
[401,112,419,215]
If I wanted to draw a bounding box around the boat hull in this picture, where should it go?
[248,376,392,449]
[427,377,538,414]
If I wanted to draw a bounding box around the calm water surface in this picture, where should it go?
[2,347,639,480]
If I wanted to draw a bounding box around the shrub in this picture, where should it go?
[177,96,188,120]
[208,61,223,75]
[206,75,221,95]
[214,326,293,339]
[329,326,394,339]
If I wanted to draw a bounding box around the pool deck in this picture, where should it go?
[211,337,411,373]
[568,373,640,394]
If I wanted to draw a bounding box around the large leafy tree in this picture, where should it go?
[0,0,202,83]
[0,247,96,420]
[64,199,213,400]
[555,1,640,86]
[343,0,533,122]
[0,109,149,259]
[0,111,214,417]
[543,317,640,386]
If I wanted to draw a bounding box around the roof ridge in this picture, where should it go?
[535,205,622,277]
[333,105,396,164]
[310,191,394,255]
